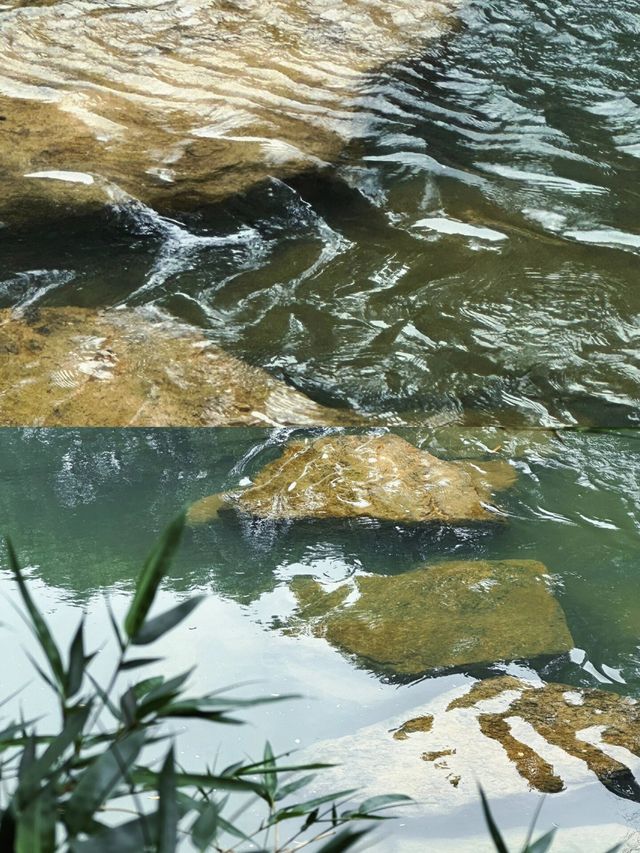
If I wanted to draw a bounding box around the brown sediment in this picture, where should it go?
[0,306,361,427]
[421,749,455,761]
[287,561,572,676]
[392,715,434,740]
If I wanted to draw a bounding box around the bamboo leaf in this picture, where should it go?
[0,721,39,748]
[479,786,509,853]
[301,807,319,833]
[352,794,413,814]
[15,783,56,853]
[118,657,162,671]
[526,828,556,853]
[132,676,164,700]
[17,735,36,781]
[275,773,316,801]
[137,671,193,718]
[129,767,263,796]
[65,618,87,699]
[0,808,16,850]
[70,814,155,853]
[6,540,65,689]
[17,705,91,806]
[272,789,357,823]
[191,800,221,851]
[120,688,137,727]
[158,747,178,853]
[87,674,121,722]
[124,514,185,641]
[24,652,57,694]
[262,741,277,804]
[132,596,204,646]
[65,731,146,834]
[316,828,369,852]
[106,599,125,653]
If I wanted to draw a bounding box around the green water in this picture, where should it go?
[2,0,640,425]
[1,0,640,846]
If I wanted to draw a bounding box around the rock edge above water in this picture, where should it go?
[0,0,458,224]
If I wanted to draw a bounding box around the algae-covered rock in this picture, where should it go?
[0,0,457,224]
[0,306,360,426]
[289,560,572,675]
[216,433,517,524]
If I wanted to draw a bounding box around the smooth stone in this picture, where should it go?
[0,306,360,426]
[288,560,573,675]
[210,433,518,524]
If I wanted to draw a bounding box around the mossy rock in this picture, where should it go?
[288,559,573,675]
[0,306,360,427]
[210,433,517,525]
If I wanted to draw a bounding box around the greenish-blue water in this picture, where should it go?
[1,427,638,688]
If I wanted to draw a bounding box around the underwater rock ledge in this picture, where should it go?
[0,306,361,426]
[287,560,573,676]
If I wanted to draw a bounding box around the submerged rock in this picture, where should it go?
[301,677,640,848]
[0,0,457,224]
[288,560,572,675]
[195,433,517,524]
[0,306,359,426]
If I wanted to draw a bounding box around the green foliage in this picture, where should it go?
[0,517,409,852]
[480,787,622,853]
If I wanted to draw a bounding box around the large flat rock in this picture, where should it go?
[0,306,359,426]
[0,0,457,224]
[289,560,573,675]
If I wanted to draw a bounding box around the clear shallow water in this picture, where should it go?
[1,427,639,690]
[2,0,640,424]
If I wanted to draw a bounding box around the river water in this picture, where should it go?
[0,0,639,849]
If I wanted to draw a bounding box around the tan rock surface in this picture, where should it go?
[0,306,359,426]
[289,560,572,675]
[228,433,516,522]
[0,0,458,224]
